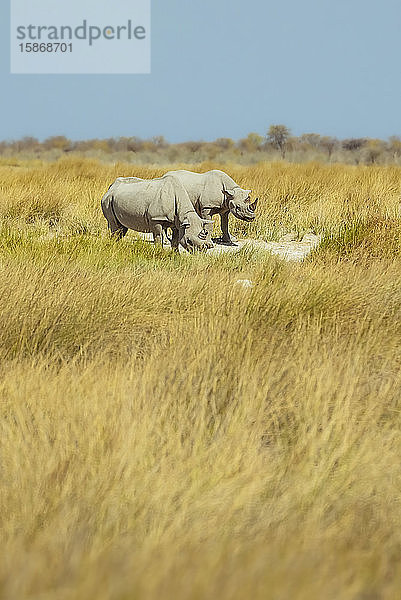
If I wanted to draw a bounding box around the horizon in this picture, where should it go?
[1,129,400,144]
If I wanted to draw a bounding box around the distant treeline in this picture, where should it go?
[1,125,401,165]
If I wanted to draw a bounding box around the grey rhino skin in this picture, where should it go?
[101,174,211,252]
[165,169,258,246]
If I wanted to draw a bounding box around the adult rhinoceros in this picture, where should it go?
[165,170,258,245]
[101,175,211,252]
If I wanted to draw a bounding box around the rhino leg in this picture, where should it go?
[152,223,164,247]
[111,226,128,240]
[220,211,236,244]
[171,227,180,251]
[200,208,214,248]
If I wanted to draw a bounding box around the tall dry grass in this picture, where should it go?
[1,158,401,599]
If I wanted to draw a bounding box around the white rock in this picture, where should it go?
[301,233,320,243]
[279,232,298,242]
[235,279,254,289]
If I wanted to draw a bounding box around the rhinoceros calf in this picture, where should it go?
[165,169,258,245]
[101,175,211,252]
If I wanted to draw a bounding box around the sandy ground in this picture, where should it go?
[41,230,321,262]
[139,232,322,262]
[206,234,321,262]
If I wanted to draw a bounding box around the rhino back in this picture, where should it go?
[111,179,167,232]
[211,170,239,191]
[165,170,204,201]
[166,169,242,212]
[107,176,144,193]
[165,170,219,209]
[112,175,192,231]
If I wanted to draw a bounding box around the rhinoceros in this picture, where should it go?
[101,175,211,252]
[164,169,258,245]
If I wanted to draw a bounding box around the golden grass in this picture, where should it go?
[1,157,401,599]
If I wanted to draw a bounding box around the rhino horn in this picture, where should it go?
[250,198,259,211]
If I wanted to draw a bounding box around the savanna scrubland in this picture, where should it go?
[2,130,401,165]
[1,157,401,600]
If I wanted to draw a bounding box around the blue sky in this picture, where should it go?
[1,0,400,142]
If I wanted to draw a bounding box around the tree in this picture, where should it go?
[151,135,168,149]
[19,136,39,151]
[181,140,203,153]
[214,137,235,151]
[126,137,144,152]
[342,138,367,164]
[319,136,338,159]
[266,124,291,159]
[342,138,366,152]
[299,133,321,149]
[43,135,71,151]
[238,132,264,153]
[388,136,401,161]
